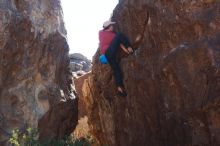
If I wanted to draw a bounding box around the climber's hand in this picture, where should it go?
[120,44,130,54]
[127,47,133,54]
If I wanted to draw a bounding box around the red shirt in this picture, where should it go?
[99,30,116,54]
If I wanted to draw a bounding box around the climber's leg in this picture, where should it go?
[108,57,123,87]
[107,57,127,97]
[105,32,132,59]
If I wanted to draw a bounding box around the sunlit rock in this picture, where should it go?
[0,0,78,145]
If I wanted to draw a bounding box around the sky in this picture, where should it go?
[61,0,118,60]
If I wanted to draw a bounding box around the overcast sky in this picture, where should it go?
[61,0,118,59]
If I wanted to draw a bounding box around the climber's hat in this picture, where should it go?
[103,20,116,29]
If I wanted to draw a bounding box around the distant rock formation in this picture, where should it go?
[69,53,92,76]
[0,0,78,145]
[83,0,220,146]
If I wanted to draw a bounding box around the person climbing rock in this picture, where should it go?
[98,20,134,97]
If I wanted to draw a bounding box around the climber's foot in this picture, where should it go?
[117,87,127,97]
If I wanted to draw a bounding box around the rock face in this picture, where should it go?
[0,0,78,145]
[75,73,91,118]
[84,0,220,146]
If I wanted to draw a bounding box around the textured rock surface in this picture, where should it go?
[0,0,78,145]
[38,98,78,141]
[75,72,91,118]
[73,71,92,142]
[85,0,220,146]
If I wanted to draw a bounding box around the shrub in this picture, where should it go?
[8,128,94,146]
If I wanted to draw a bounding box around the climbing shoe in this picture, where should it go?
[117,90,127,97]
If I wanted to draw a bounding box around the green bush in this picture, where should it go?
[8,128,94,146]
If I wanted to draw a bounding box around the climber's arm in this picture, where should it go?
[120,44,129,54]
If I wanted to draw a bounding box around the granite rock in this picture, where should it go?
[84,1,220,146]
[0,0,78,145]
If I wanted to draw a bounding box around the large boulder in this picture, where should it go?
[0,0,78,145]
[84,0,220,146]
[69,53,92,73]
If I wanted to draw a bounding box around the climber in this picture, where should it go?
[98,20,134,97]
